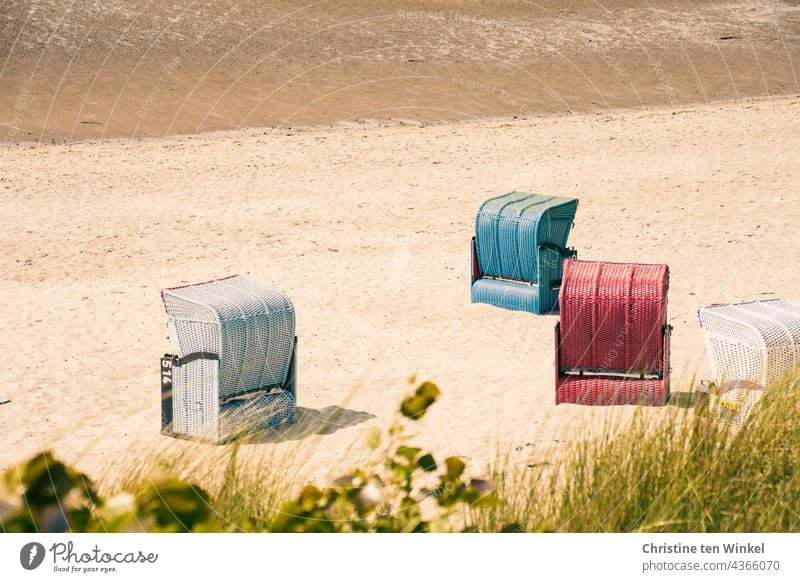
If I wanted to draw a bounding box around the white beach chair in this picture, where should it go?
[159,275,297,443]
[698,299,800,432]
[707,380,763,434]
[697,299,800,388]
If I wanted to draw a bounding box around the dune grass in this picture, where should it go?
[467,371,800,532]
[2,373,799,532]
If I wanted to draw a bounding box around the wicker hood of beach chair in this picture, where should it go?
[159,274,298,443]
[470,192,578,315]
[697,298,800,389]
[555,259,671,406]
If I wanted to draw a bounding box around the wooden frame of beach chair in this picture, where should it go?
[159,274,298,444]
[554,259,672,406]
[470,192,578,315]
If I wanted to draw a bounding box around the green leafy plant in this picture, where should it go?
[269,378,500,532]
[1,379,500,533]
[3,373,799,533]
[0,451,98,532]
[0,452,220,532]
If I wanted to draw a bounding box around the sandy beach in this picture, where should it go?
[3,0,800,141]
[1,1,799,486]
[2,95,800,482]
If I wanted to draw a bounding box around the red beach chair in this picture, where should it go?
[555,259,671,405]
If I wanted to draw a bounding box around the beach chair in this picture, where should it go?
[707,380,763,434]
[697,299,800,388]
[555,259,671,405]
[470,192,578,314]
[159,275,297,443]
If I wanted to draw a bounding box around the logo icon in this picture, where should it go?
[20,542,46,570]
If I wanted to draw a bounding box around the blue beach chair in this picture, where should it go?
[470,192,579,314]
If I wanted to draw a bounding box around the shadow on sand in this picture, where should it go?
[245,405,376,444]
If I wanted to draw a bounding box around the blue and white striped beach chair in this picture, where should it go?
[159,275,297,443]
[470,192,579,314]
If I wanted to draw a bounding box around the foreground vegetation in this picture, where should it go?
[2,373,798,533]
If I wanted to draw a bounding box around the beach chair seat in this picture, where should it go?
[697,299,800,388]
[470,192,578,315]
[555,259,671,406]
[555,376,667,406]
[159,274,297,443]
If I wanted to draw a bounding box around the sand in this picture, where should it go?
[1,1,799,486]
[2,95,800,482]
[2,0,800,141]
